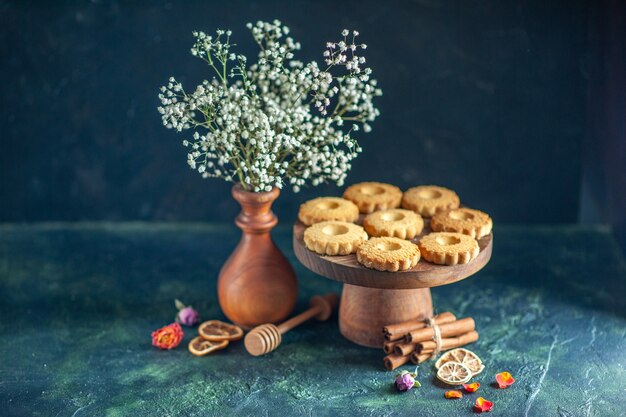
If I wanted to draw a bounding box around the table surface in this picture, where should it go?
[1,223,625,417]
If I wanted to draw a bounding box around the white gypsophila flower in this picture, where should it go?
[158,21,382,193]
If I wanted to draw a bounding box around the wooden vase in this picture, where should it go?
[217,184,298,329]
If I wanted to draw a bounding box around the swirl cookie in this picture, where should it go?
[431,208,493,239]
[418,232,479,266]
[363,209,424,240]
[356,237,420,272]
[402,185,460,217]
[304,221,368,256]
[343,182,403,213]
[298,197,359,226]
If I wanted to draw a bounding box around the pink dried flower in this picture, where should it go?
[177,306,200,326]
[175,299,199,326]
[394,370,420,391]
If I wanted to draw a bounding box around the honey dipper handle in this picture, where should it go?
[310,293,339,321]
[277,293,339,334]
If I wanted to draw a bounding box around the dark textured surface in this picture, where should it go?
[581,0,626,254]
[0,0,587,223]
[1,223,625,416]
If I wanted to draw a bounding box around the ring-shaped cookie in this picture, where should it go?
[363,209,424,240]
[418,232,479,266]
[402,185,460,217]
[343,182,403,214]
[304,221,368,256]
[356,236,420,272]
[430,207,493,239]
[298,197,359,226]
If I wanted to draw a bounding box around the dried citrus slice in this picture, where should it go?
[198,320,244,342]
[436,361,472,385]
[435,348,484,376]
[188,336,229,356]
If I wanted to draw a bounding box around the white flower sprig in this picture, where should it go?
[158,20,382,193]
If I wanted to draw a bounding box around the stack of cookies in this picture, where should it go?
[299,182,492,272]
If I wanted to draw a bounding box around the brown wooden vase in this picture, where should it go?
[217,184,298,329]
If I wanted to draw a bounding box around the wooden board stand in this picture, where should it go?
[293,220,493,348]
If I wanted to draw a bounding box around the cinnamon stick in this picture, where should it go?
[415,330,479,353]
[384,312,457,341]
[409,331,480,363]
[405,317,475,343]
[383,340,401,354]
[410,352,431,365]
[383,353,411,371]
[394,342,418,356]
[398,330,479,356]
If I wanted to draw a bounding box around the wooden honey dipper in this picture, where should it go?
[244,293,339,356]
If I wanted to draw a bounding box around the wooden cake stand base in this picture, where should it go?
[293,221,492,348]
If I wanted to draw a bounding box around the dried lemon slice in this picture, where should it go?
[435,348,484,376]
[188,336,229,356]
[436,361,472,385]
[198,320,244,342]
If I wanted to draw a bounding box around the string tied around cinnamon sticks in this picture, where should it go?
[382,312,478,371]
[425,316,443,361]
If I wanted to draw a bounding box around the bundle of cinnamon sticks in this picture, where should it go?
[382,312,479,371]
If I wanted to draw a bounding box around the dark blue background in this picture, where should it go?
[1,1,624,249]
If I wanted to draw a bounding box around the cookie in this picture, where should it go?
[402,185,460,217]
[356,236,420,272]
[298,197,359,226]
[418,232,479,265]
[363,209,424,240]
[304,221,368,255]
[343,182,403,213]
[430,208,493,239]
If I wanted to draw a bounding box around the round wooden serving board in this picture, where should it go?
[293,218,493,348]
[293,220,493,290]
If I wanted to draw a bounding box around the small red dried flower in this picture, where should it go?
[444,390,463,399]
[462,382,480,393]
[152,322,184,350]
[474,397,494,412]
[495,371,515,388]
